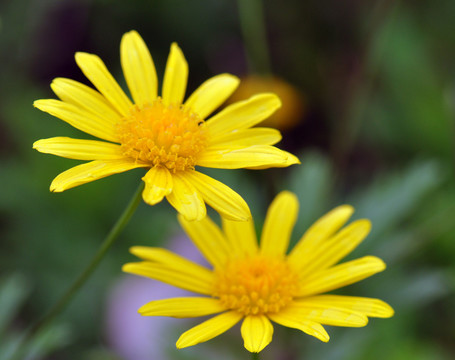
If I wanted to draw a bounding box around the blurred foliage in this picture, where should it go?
[0,274,70,360]
[1,0,455,359]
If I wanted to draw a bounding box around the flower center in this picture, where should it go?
[116,99,207,172]
[213,256,299,316]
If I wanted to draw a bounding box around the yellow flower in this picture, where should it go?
[33,31,299,221]
[227,75,305,131]
[123,191,394,353]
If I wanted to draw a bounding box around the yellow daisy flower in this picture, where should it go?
[33,31,299,221]
[123,191,394,353]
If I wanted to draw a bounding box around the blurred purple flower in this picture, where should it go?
[105,232,209,360]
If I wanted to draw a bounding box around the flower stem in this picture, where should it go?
[237,0,272,75]
[10,182,145,360]
[251,353,261,360]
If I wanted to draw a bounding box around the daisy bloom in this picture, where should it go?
[33,31,299,221]
[123,191,394,353]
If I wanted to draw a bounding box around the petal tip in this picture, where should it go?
[33,99,46,109]
[129,246,146,257]
[121,30,142,47]
[288,153,301,165]
[357,218,372,234]
[121,263,135,273]
[125,29,140,37]
[175,337,188,350]
[384,305,395,318]
[49,182,63,192]
[74,51,89,62]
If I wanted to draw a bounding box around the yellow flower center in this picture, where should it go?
[116,99,207,172]
[214,256,299,316]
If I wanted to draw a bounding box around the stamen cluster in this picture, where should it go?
[117,99,207,172]
[214,256,299,316]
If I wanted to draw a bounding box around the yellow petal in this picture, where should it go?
[34,99,118,142]
[298,256,386,297]
[178,214,231,269]
[33,137,124,160]
[304,295,394,318]
[141,166,173,205]
[129,246,213,281]
[162,43,188,105]
[245,150,300,169]
[198,145,298,169]
[184,74,239,119]
[139,297,226,318]
[205,93,281,139]
[123,260,213,295]
[75,52,133,116]
[241,315,273,353]
[49,160,147,192]
[120,30,158,106]
[288,205,354,268]
[166,173,206,221]
[288,301,368,327]
[260,191,298,257]
[51,77,122,127]
[296,219,371,276]
[176,311,243,349]
[209,128,282,148]
[222,217,258,257]
[184,171,251,221]
[268,309,329,343]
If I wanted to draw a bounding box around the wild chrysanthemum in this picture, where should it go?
[123,191,394,353]
[33,31,299,221]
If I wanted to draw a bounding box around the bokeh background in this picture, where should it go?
[1,0,455,359]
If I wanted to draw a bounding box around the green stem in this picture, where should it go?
[251,352,260,360]
[237,0,272,74]
[10,182,145,360]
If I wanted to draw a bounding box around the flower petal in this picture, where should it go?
[51,77,121,128]
[162,43,188,105]
[209,128,282,148]
[178,214,231,269]
[33,137,124,160]
[304,295,394,318]
[75,52,133,116]
[122,260,213,295]
[222,217,258,257]
[34,99,118,142]
[49,160,147,192]
[129,246,213,281]
[184,74,240,119]
[298,256,386,297]
[268,310,329,343]
[296,219,372,276]
[288,205,354,269]
[141,166,173,205]
[139,297,226,318]
[176,311,243,349]
[198,145,299,169]
[260,191,298,257]
[245,150,300,169]
[241,315,273,353]
[184,171,251,221]
[288,301,368,327]
[205,93,281,139]
[166,172,206,221]
[120,30,158,106]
